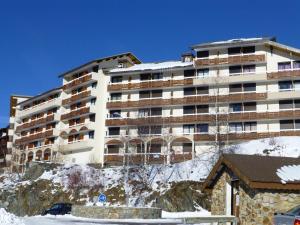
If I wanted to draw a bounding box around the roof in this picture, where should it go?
[17,87,62,106]
[109,61,193,74]
[58,52,141,78]
[203,154,300,191]
[191,37,275,49]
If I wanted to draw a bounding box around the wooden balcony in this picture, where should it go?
[195,54,266,67]
[15,130,54,145]
[63,74,92,90]
[62,91,91,105]
[103,153,190,166]
[106,93,267,109]
[267,70,300,80]
[61,107,90,120]
[107,78,193,91]
[16,115,55,132]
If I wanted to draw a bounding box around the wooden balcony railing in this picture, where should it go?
[16,115,55,132]
[15,130,54,145]
[106,93,267,109]
[62,91,91,105]
[195,54,266,67]
[107,78,193,91]
[63,74,92,90]
[267,70,300,80]
[61,107,90,120]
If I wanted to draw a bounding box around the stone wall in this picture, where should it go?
[211,169,300,225]
[72,205,162,219]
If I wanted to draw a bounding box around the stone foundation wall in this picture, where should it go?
[211,169,300,225]
[72,205,162,219]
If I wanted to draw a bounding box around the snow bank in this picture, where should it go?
[110,61,193,73]
[0,208,24,225]
[276,165,300,184]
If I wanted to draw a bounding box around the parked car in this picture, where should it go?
[274,205,300,225]
[42,203,72,216]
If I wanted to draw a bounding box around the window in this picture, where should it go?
[92,82,97,88]
[279,81,293,91]
[295,120,300,129]
[89,114,95,122]
[138,108,150,117]
[197,68,209,77]
[149,144,161,153]
[243,102,256,111]
[229,66,242,74]
[138,126,149,135]
[150,126,162,134]
[183,106,195,114]
[107,145,119,154]
[228,47,241,55]
[294,61,300,69]
[110,110,121,118]
[152,73,163,80]
[151,107,162,116]
[230,103,242,112]
[196,124,208,133]
[110,93,122,101]
[244,122,257,132]
[197,86,209,94]
[90,98,96,105]
[229,122,243,132]
[183,143,192,152]
[184,69,195,77]
[279,100,293,110]
[280,120,294,130]
[111,76,122,83]
[139,91,150,99]
[151,90,163,98]
[243,83,256,92]
[108,127,120,135]
[197,50,209,58]
[229,84,242,93]
[295,100,300,108]
[278,62,292,71]
[243,46,255,54]
[89,131,94,139]
[184,87,196,96]
[183,124,194,134]
[243,65,256,73]
[140,73,151,81]
[295,80,300,90]
[197,105,209,114]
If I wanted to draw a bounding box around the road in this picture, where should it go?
[23,216,183,225]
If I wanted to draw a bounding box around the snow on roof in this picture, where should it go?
[209,37,265,45]
[109,61,193,73]
[277,165,300,184]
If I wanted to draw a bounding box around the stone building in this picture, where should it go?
[202,154,300,225]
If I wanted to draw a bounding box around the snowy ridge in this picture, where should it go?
[110,61,193,73]
[276,165,300,184]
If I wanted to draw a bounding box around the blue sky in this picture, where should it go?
[0,0,299,127]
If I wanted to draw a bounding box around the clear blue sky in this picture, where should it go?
[0,0,299,127]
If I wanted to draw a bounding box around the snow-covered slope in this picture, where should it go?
[0,208,24,225]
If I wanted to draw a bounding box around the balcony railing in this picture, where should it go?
[15,129,54,145]
[61,107,90,120]
[106,92,267,109]
[62,90,91,105]
[16,115,55,132]
[195,54,266,67]
[63,74,93,90]
[267,69,300,80]
[107,78,194,91]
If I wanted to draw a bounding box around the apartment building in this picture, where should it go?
[7,37,300,168]
[105,37,300,165]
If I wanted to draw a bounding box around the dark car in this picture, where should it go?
[274,205,300,225]
[42,203,72,216]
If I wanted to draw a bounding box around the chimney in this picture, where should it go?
[181,52,194,62]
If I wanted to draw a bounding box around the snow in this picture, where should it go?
[0,208,25,225]
[276,165,300,184]
[110,61,193,73]
[162,209,210,218]
[207,37,264,45]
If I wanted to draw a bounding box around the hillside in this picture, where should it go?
[0,136,299,216]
